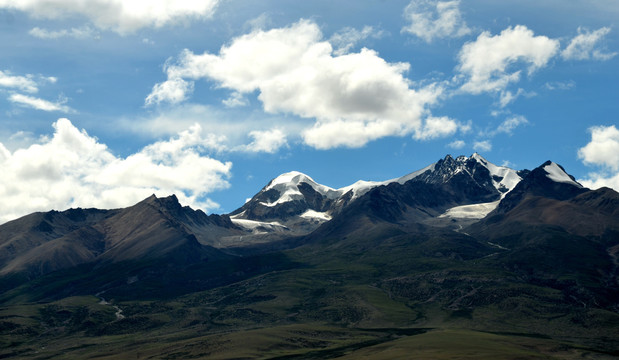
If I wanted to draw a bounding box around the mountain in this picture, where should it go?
[0,207,115,277]
[230,153,523,236]
[465,161,619,308]
[1,154,619,359]
[0,194,241,278]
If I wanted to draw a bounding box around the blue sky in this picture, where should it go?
[0,0,618,223]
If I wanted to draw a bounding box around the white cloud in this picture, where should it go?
[120,103,305,153]
[544,80,575,91]
[1,70,69,112]
[578,125,619,191]
[473,140,492,152]
[29,25,98,39]
[330,26,383,56]
[479,115,529,138]
[0,70,39,93]
[245,13,273,32]
[237,129,287,153]
[0,119,232,224]
[146,19,445,149]
[495,115,529,135]
[499,88,535,108]
[413,116,459,140]
[402,0,470,42]
[0,0,220,34]
[145,77,194,106]
[501,160,515,168]
[457,25,559,94]
[562,27,617,61]
[9,93,74,113]
[580,172,619,192]
[222,91,249,108]
[448,139,465,149]
[578,125,619,171]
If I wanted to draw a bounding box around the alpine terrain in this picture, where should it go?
[1,154,618,359]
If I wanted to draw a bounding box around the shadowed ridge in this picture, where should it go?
[0,194,236,278]
[93,194,231,263]
[0,208,114,276]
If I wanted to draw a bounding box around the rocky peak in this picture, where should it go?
[493,160,588,215]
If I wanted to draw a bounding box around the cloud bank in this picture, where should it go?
[146,19,447,149]
[0,119,231,224]
[0,0,220,34]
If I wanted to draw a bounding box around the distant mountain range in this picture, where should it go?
[1,154,616,280]
[1,153,618,358]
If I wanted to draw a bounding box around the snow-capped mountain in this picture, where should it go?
[229,153,524,233]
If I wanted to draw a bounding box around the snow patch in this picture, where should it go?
[472,153,521,195]
[543,162,582,187]
[438,200,500,219]
[300,209,332,221]
[231,218,288,232]
[339,163,435,200]
[266,171,341,199]
[230,210,246,219]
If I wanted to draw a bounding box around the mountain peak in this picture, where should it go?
[541,161,583,188]
[139,194,183,210]
[265,171,320,191]
[492,160,588,215]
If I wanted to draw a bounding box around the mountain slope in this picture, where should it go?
[0,195,239,277]
[0,208,115,276]
[467,161,619,308]
[1,155,619,358]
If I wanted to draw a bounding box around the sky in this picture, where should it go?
[0,0,618,223]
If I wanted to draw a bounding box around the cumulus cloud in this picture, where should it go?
[0,119,231,224]
[0,0,220,34]
[9,93,74,113]
[580,172,619,191]
[29,25,99,39]
[562,27,617,61]
[145,77,194,106]
[457,25,559,94]
[413,116,459,140]
[237,129,287,153]
[473,140,492,152]
[330,26,383,55]
[402,0,471,42]
[578,125,619,191]
[578,125,619,171]
[146,20,444,149]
